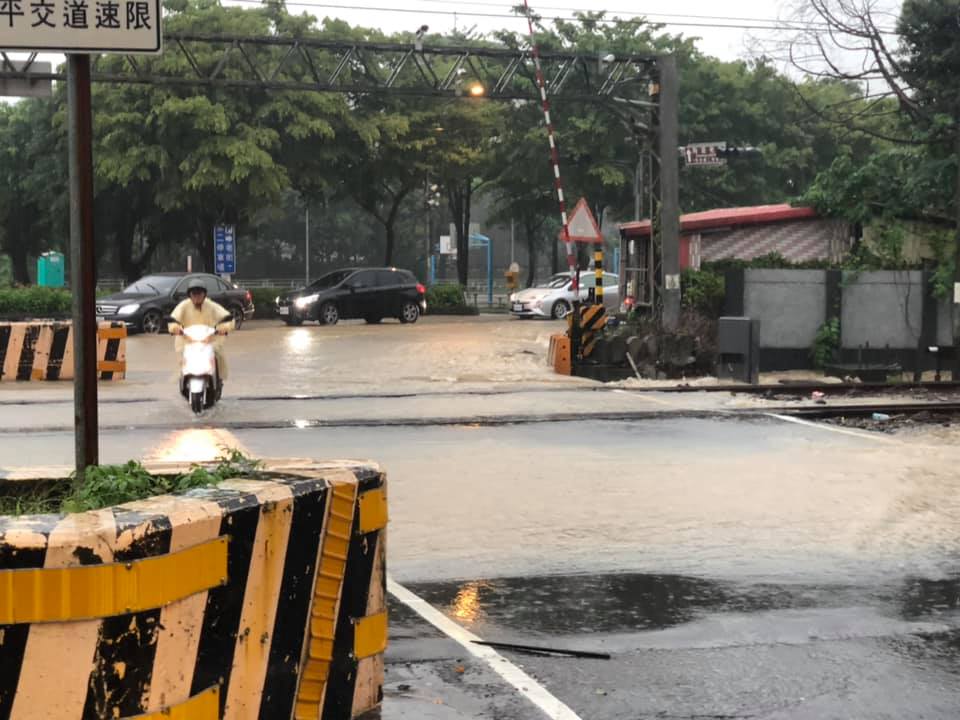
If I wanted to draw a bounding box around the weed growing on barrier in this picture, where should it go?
[0,449,263,516]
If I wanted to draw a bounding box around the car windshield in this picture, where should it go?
[542,275,571,289]
[309,270,353,290]
[122,276,180,294]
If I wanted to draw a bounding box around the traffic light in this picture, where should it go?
[715,146,761,159]
[426,183,441,208]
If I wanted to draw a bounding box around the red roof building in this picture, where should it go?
[616,204,850,308]
[620,204,849,270]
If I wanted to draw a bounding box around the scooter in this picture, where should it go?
[178,322,228,414]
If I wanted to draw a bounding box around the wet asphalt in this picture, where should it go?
[1,319,959,719]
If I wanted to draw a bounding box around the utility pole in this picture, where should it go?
[953,125,960,378]
[657,55,681,331]
[305,205,310,286]
[68,54,98,476]
[634,155,642,221]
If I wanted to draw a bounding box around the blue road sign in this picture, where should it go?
[214,224,236,274]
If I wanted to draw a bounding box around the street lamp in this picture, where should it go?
[468,82,485,97]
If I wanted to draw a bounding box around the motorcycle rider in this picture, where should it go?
[168,282,234,392]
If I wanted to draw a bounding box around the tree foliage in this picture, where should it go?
[0,4,914,287]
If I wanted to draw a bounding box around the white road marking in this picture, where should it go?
[766,413,898,443]
[387,577,585,720]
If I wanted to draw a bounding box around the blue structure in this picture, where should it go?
[37,251,65,288]
[469,233,493,305]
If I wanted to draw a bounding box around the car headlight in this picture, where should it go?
[295,293,319,309]
[117,304,140,316]
[509,293,517,303]
[275,296,280,305]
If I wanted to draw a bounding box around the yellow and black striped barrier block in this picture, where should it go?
[566,304,607,358]
[0,321,126,381]
[547,334,572,375]
[0,459,387,720]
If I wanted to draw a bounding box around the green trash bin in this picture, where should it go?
[37,251,65,288]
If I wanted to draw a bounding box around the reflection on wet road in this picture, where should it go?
[3,324,960,720]
[393,571,960,719]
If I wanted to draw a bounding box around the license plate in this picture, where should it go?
[512,303,524,312]
[279,306,289,316]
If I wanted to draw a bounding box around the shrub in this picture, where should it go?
[426,284,467,308]
[681,269,725,317]
[249,287,285,319]
[811,317,841,369]
[0,287,72,317]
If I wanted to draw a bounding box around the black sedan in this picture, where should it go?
[277,267,426,325]
[96,273,255,334]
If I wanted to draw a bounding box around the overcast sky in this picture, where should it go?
[254,0,814,62]
[3,0,905,97]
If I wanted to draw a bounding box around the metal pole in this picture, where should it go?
[425,192,431,284]
[510,218,515,263]
[953,126,960,379]
[67,54,98,476]
[634,155,642,221]
[305,205,310,285]
[487,239,493,305]
[657,55,681,331]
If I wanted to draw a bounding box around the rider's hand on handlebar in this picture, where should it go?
[171,325,182,336]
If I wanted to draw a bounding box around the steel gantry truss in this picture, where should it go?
[0,35,659,103]
[0,35,679,327]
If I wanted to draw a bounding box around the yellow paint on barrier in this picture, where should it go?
[294,476,358,720]
[98,327,128,341]
[98,360,127,374]
[354,611,387,660]
[358,487,388,534]
[352,532,386,715]
[222,481,295,720]
[2,325,25,381]
[145,498,225,713]
[122,685,219,720]
[0,536,228,625]
[9,509,118,720]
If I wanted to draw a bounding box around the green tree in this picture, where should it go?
[92,0,344,276]
[0,97,66,285]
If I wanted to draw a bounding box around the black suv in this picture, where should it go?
[277,267,427,326]
[96,273,255,334]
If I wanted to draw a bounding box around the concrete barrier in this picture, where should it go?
[0,321,126,381]
[0,459,386,719]
[547,334,572,375]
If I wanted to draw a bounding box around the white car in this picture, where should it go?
[509,271,620,319]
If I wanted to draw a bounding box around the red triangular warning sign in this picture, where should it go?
[563,198,603,243]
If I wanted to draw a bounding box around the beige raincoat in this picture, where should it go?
[168,298,235,380]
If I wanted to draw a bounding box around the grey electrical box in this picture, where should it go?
[718,316,760,384]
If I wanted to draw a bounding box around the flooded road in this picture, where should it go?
[2,319,959,718]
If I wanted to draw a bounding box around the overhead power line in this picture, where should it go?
[408,0,853,29]
[231,0,898,34]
